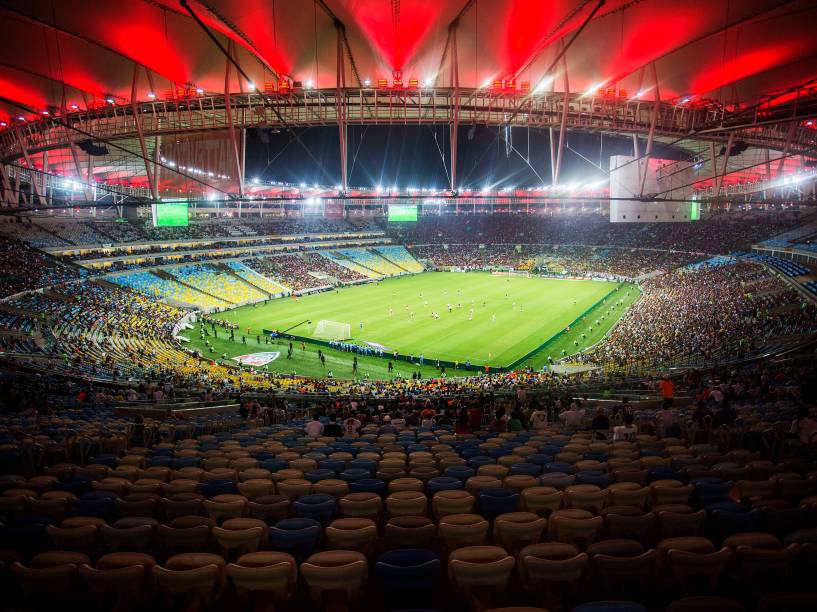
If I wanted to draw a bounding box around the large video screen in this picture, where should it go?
[388,204,418,222]
[152,202,189,227]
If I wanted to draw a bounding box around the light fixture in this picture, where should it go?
[106,97,115,104]
[147,92,156,99]
[70,104,79,110]
[363,78,371,87]
[196,87,204,94]
[305,80,314,89]
[247,81,255,90]
[252,177,260,184]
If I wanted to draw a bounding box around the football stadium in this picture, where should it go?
[2,1,817,611]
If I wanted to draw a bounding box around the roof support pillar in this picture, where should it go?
[0,164,16,206]
[553,40,570,185]
[336,24,348,194]
[450,25,460,193]
[776,121,797,177]
[131,64,159,201]
[13,129,43,204]
[224,40,245,197]
[714,131,735,199]
[638,62,660,197]
[69,142,93,201]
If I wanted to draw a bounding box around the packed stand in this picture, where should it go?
[582,261,817,370]
[0,237,85,298]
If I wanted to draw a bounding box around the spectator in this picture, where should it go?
[304,414,324,438]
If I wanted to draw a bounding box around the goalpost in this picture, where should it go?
[313,320,352,341]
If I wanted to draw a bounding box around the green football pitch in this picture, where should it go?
[188,272,640,379]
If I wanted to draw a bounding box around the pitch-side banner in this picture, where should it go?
[233,352,280,366]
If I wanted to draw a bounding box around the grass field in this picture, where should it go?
[187,272,640,380]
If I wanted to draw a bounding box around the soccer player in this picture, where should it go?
[359,321,364,330]
[389,308,393,317]
[492,314,496,323]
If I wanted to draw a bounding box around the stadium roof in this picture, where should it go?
[2,0,817,116]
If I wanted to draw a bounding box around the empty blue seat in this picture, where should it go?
[340,468,371,483]
[349,459,377,475]
[696,480,735,505]
[319,459,346,474]
[528,454,554,467]
[509,463,541,477]
[427,477,463,494]
[576,471,612,488]
[544,462,575,475]
[712,508,761,540]
[444,466,475,481]
[200,479,236,499]
[54,477,92,497]
[376,549,440,609]
[269,518,323,563]
[90,454,117,468]
[146,456,172,468]
[259,458,288,472]
[478,488,519,521]
[350,479,387,496]
[82,490,118,501]
[468,456,495,470]
[293,494,337,525]
[72,497,113,518]
[172,457,201,470]
[305,469,336,483]
[648,469,684,483]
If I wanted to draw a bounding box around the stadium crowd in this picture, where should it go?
[0,237,85,298]
[583,261,817,369]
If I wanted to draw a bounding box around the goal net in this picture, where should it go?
[313,320,352,341]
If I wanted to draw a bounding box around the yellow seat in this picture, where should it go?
[493,512,547,554]
[521,487,563,516]
[236,479,274,500]
[385,515,436,549]
[340,492,383,521]
[439,513,490,553]
[226,551,297,606]
[433,490,476,519]
[301,550,368,607]
[325,518,378,553]
[448,546,515,610]
[386,490,428,517]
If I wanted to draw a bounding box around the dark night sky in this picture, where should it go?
[245,125,687,189]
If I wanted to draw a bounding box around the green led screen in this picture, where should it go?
[690,201,700,221]
[152,202,189,227]
[388,204,418,222]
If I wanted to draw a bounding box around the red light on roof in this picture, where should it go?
[264,82,276,93]
[278,80,290,92]
[619,89,628,98]
[164,90,175,100]
[520,82,530,92]
[392,78,403,88]
[493,80,504,90]
[377,78,389,88]
[408,78,418,88]
[504,79,515,91]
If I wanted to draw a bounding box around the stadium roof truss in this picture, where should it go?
[1,0,817,209]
